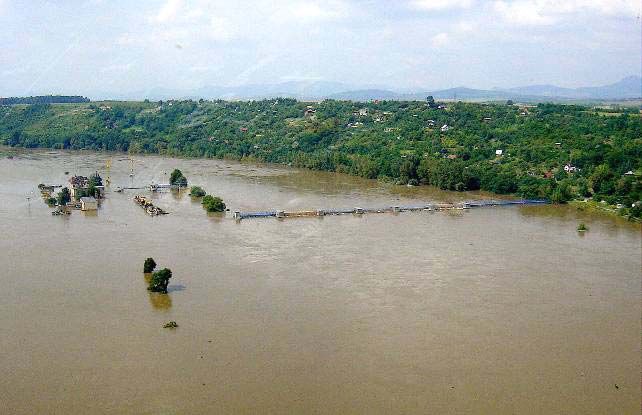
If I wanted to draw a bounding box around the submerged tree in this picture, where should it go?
[202,195,226,212]
[169,169,188,187]
[88,171,103,187]
[143,257,157,273]
[56,187,71,206]
[189,185,206,197]
[148,268,172,293]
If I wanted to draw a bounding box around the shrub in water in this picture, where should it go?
[143,257,157,273]
[148,268,172,293]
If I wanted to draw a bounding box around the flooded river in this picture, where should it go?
[0,149,640,414]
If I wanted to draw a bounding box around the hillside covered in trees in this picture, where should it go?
[0,95,90,105]
[1,98,640,218]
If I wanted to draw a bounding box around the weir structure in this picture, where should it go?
[232,199,548,221]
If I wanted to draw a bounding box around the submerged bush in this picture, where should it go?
[169,169,188,187]
[148,268,172,293]
[189,186,206,197]
[202,195,226,212]
[143,257,157,273]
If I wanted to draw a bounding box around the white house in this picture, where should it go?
[80,196,98,211]
[564,164,578,173]
[440,124,449,132]
[495,149,503,156]
[358,108,368,116]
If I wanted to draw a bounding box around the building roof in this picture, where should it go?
[69,175,89,187]
[80,196,97,203]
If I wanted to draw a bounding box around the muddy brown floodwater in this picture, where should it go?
[0,149,640,414]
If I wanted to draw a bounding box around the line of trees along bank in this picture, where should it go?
[0,96,90,105]
[1,99,640,218]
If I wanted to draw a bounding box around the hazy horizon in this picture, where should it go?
[1,0,640,97]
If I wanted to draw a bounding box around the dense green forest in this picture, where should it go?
[1,98,640,218]
[0,95,90,105]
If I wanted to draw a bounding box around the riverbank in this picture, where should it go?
[569,199,641,223]
[1,99,639,220]
[7,145,640,224]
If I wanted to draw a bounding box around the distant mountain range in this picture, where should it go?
[93,76,641,102]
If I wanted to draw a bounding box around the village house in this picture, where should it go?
[440,124,449,132]
[495,149,503,156]
[358,108,368,116]
[564,164,578,173]
[80,196,98,211]
[68,175,89,199]
[68,173,104,199]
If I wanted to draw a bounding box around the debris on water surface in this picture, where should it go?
[163,321,178,328]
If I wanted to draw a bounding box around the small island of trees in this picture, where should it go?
[148,268,173,293]
[143,257,157,273]
[169,169,188,187]
[189,186,206,197]
[202,195,226,212]
[143,258,173,294]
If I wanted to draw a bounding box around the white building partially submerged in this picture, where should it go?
[80,196,98,211]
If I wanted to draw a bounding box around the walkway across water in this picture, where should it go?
[233,199,549,220]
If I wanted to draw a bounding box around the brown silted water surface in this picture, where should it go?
[0,149,640,414]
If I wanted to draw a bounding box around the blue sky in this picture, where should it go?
[0,0,640,97]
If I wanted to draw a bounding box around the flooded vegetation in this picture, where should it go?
[0,149,640,414]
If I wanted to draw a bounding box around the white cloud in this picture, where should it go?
[190,65,212,72]
[493,0,641,26]
[455,20,475,32]
[493,1,555,25]
[430,32,450,46]
[101,63,133,73]
[565,0,640,17]
[208,16,237,41]
[154,0,182,23]
[289,3,338,20]
[410,0,474,11]
[272,0,351,23]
